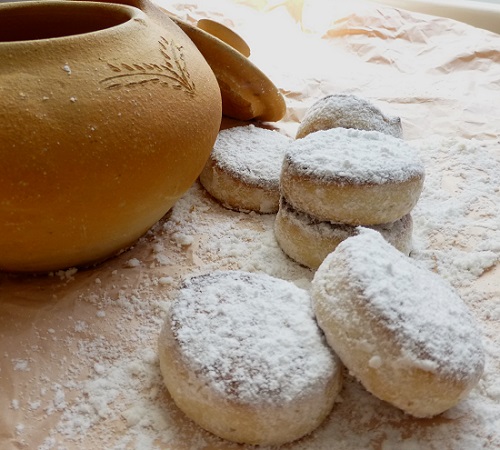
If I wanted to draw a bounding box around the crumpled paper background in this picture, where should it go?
[1,1,499,449]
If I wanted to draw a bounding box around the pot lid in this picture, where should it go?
[197,18,251,58]
[169,15,286,122]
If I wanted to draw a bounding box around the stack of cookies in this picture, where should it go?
[274,94,425,270]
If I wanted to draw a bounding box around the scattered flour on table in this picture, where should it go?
[410,138,499,285]
[8,136,500,450]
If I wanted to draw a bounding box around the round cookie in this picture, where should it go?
[280,127,425,225]
[199,125,291,213]
[311,228,485,418]
[274,196,413,270]
[158,270,343,446]
[296,94,403,139]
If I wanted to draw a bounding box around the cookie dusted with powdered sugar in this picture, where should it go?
[311,228,485,418]
[199,125,291,213]
[274,196,413,270]
[158,270,343,446]
[296,94,403,139]
[280,127,425,225]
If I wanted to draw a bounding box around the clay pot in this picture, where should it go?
[0,0,222,272]
[72,0,287,122]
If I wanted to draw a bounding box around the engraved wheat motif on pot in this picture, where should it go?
[100,36,195,94]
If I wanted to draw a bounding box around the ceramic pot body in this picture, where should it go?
[0,1,222,272]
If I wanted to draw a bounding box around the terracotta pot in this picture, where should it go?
[0,0,222,273]
[72,0,287,122]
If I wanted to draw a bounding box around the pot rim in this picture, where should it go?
[0,0,145,45]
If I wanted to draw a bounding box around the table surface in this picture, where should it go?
[1,1,499,449]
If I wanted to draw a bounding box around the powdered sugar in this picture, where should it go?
[313,227,485,380]
[283,127,425,184]
[410,137,500,286]
[166,270,337,405]
[296,94,403,139]
[2,134,499,449]
[209,124,291,189]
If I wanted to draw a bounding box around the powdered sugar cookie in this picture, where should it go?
[158,270,343,446]
[274,196,413,270]
[199,125,292,213]
[311,228,485,418]
[280,127,425,225]
[296,94,403,139]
